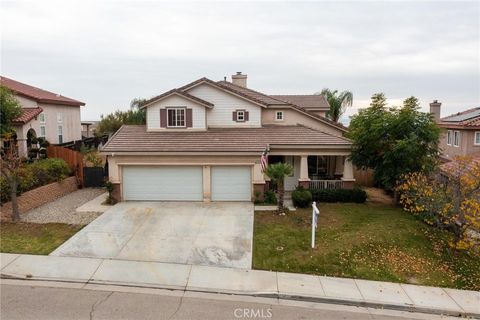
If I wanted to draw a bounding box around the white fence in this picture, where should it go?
[309,180,344,190]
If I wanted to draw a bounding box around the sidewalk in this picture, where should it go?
[1,253,479,318]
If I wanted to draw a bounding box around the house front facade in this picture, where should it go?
[1,76,85,157]
[430,100,480,161]
[101,73,355,202]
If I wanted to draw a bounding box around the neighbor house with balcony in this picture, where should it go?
[101,73,355,202]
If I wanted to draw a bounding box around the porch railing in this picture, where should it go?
[309,180,344,190]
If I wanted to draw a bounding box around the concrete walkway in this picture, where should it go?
[1,253,478,318]
[75,192,111,213]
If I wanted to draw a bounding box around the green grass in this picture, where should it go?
[253,203,480,290]
[0,222,82,255]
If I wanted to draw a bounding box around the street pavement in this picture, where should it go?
[0,281,459,320]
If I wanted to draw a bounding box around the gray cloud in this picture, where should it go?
[1,0,478,121]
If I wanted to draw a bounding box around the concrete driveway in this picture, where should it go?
[51,202,254,269]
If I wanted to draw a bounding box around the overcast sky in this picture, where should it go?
[1,0,479,123]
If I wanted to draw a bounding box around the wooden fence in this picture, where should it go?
[353,167,375,187]
[46,146,84,186]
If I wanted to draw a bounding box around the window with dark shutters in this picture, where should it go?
[160,109,167,128]
[186,109,193,128]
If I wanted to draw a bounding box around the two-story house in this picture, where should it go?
[101,73,355,202]
[1,76,85,157]
[430,100,480,161]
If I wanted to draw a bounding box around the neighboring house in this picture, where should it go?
[430,100,480,161]
[101,72,355,202]
[1,76,85,157]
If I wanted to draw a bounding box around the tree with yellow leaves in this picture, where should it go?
[396,156,480,253]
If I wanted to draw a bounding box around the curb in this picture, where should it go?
[2,274,478,319]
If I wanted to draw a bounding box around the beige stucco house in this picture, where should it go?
[101,73,355,202]
[1,76,85,157]
[430,100,480,161]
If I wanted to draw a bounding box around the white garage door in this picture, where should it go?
[123,166,203,201]
[211,166,251,201]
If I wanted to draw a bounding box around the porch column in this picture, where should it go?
[341,158,355,189]
[203,165,211,202]
[253,162,266,202]
[298,155,310,189]
[334,156,344,176]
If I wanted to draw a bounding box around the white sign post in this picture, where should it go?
[311,201,319,249]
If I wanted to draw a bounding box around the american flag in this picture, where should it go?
[260,148,268,173]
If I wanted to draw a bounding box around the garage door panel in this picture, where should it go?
[123,166,203,201]
[211,166,251,201]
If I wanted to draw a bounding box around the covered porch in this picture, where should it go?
[252,145,355,194]
[267,155,354,191]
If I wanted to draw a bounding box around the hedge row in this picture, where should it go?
[0,158,71,203]
[310,188,367,203]
[292,187,367,208]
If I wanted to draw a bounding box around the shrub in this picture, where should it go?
[292,187,312,208]
[104,181,117,205]
[309,188,367,203]
[0,158,72,203]
[264,190,277,205]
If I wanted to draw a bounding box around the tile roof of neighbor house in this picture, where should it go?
[101,125,351,153]
[269,95,330,110]
[439,155,480,174]
[12,107,44,124]
[0,76,85,106]
[439,107,480,128]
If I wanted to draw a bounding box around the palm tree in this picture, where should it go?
[264,162,294,215]
[318,88,353,122]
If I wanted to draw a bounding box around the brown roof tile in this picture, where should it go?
[270,95,330,110]
[141,88,214,108]
[13,107,44,124]
[1,76,85,106]
[101,125,351,153]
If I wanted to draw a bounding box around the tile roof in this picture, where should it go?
[140,88,214,108]
[440,107,480,128]
[269,95,330,110]
[0,76,85,106]
[439,156,480,174]
[12,107,44,124]
[101,125,351,153]
[215,80,289,106]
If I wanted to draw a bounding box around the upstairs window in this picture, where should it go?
[236,110,245,122]
[475,132,480,145]
[40,125,46,137]
[39,113,46,123]
[167,108,185,127]
[276,111,284,121]
[447,130,452,145]
[453,131,460,147]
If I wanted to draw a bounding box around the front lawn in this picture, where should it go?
[0,223,82,255]
[253,203,480,290]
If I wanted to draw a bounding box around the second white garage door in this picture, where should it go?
[123,166,203,201]
[211,166,251,201]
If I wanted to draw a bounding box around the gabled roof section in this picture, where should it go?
[215,80,289,106]
[101,124,351,153]
[12,107,44,125]
[0,76,85,106]
[440,107,480,128]
[140,88,214,109]
[270,95,330,110]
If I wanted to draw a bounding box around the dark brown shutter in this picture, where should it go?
[186,109,193,128]
[232,111,237,121]
[245,111,249,121]
[160,109,167,128]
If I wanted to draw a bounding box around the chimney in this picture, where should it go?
[429,100,441,123]
[232,72,247,88]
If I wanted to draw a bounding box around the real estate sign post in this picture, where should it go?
[311,201,319,248]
